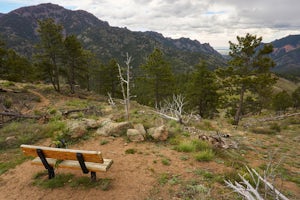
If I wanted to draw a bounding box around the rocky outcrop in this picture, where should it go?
[96,121,133,137]
[127,129,145,142]
[148,125,169,141]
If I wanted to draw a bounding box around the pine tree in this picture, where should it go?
[63,35,86,94]
[187,62,220,118]
[138,48,174,106]
[35,18,64,92]
[217,33,276,125]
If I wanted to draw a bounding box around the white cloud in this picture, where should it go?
[1,0,300,48]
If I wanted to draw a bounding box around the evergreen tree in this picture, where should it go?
[292,86,300,108]
[35,18,64,92]
[272,91,293,112]
[0,39,35,82]
[187,62,220,118]
[138,48,174,106]
[217,33,276,125]
[98,59,120,97]
[63,35,86,93]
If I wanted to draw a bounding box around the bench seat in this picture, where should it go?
[31,157,113,172]
[20,144,113,180]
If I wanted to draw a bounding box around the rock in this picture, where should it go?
[127,129,145,142]
[5,136,17,145]
[83,118,99,129]
[148,125,169,141]
[66,120,88,138]
[133,123,147,138]
[96,121,133,136]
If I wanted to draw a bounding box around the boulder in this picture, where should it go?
[96,121,133,136]
[5,136,17,145]
[82,118,99,129]
[66,120,88,139]
[133,123,146,138]
[148,125,169,141]
[127,129,145,142]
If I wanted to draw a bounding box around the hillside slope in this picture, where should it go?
[271,35,300,75]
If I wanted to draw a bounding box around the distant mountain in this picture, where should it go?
[0,3,225,72]
[270,35,300,76]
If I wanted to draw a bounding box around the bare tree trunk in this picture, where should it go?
[117,53,132,121]
[233,86,245,125]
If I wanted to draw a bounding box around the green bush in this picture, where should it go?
[174,141,195,152]
[194,150,215,162]
[269,123,281,132]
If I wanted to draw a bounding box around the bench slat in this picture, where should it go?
[21,144,104,163]
[31,157,113,172]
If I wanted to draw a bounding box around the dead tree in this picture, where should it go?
[156,94,187,124]
[117,53,132,121]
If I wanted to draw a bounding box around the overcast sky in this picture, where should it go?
[0,0,300,49]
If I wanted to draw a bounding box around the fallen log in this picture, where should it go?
[258,112,300,122]
[0,112,40,119]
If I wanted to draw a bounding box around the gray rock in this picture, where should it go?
[96,121,133,136]
[148,125,168,141]
[127,129,145,142]
[133,123,146,137]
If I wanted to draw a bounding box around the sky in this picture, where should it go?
[0,0,300,49]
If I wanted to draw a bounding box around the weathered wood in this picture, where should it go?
[21,144,104,163]
[31,157,113,172]
[258,112,300,122]
[0,112,40,119]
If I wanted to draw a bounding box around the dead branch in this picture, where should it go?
[107,92,116,107]
[156,94,187,124]
[0,112,40,119]
[259,112,300,122]
[225,166,289,200]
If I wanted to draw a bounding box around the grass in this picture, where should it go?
[32,172,112,190]
[100,140,109,145]
[125,148,137,154]
[161,158,171,166]
[174,139,212,153]
[194,149,215,162]
[0,150,27,175]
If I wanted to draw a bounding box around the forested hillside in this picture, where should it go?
[0,3,225,71]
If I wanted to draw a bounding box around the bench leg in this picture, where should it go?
[48,167,55,179]
[91,172,96,182]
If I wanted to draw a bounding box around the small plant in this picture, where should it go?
[174,140,195,152]
[100,140,109,145]
[161,158,171,166]
[180,155,189,161]
[3,97,13,108]
[125,148,136,154]
[194,150,215,162]
[158,173,170,185]
[269,123,281,132]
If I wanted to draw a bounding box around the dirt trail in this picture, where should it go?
[0,136,230,200]
[28,89,50,109]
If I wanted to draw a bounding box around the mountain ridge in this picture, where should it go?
[0,3,225,71]
[270,35,300,75]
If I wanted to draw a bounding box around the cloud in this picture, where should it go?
[1,0,300,47]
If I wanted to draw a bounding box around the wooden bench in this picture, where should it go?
[20,144,113,181]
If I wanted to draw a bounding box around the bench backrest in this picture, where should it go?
[21,144,104,163]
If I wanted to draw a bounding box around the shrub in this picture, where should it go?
[125,148,136,154]
[194,150,215,162]
[174,141,195,152]
[269,123,281,132]
[161,158,171,166]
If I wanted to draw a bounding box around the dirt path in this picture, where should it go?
[27,89,50,109]
[0,136,230,200]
